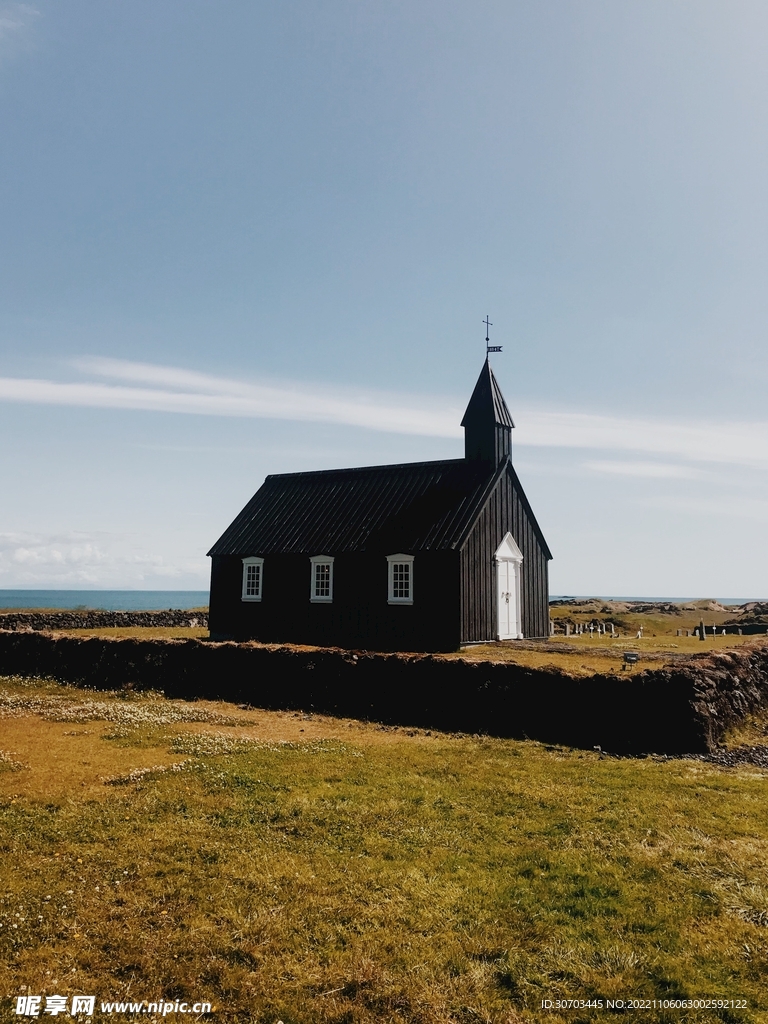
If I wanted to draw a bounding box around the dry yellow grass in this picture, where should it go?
[547,631,763,654]
[53,626,209,639]
[0,682,439,801]
[1,676,768,1022]
[449,634,768,676]
[0,719,185,801]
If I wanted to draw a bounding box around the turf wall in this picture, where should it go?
[1,631,766,754]
[0,610,207,631]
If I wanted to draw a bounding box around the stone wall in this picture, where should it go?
[1,631,766,754]
[0,610,208,632]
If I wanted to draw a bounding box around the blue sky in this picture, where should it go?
[1,0,767,596]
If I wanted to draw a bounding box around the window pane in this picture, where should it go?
[392,562,410,599]
[314,563,331,598]
[245,563,260,597]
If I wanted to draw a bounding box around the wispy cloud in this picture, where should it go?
[2,358,768,468]
[583,460,707,480]
[0,359,463,438]
[0,3,38,55]
[514,410,768,467]
[0,3,35,34]
[645,495,768,521]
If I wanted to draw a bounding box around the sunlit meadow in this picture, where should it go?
[0,676,767,1023]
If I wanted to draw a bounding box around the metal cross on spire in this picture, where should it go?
[484,316,502,355]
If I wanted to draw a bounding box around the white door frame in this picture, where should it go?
[495,532,523,640]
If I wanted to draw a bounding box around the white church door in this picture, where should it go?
[495,533,523,640]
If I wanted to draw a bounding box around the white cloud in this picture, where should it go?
[0,362,463,438]
[1,358,768,470]
[583,460,707,480]
[0,532,110,585]
[0,531,206,587]
[514,409,768,467]
[644,495,768,521]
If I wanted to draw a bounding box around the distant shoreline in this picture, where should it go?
[0,590,761,613]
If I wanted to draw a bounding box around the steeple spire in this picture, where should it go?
[461,358,514,465]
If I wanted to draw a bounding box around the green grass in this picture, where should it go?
[1,681,768,1022]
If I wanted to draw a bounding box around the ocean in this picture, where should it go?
[0,591,759,612]
[0,590,209,611]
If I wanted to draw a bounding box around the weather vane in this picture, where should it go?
[484,316,502,355]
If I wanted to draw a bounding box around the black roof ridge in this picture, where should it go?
[452,458,552,560]
[264,457,466,481]
[508,462,553,560]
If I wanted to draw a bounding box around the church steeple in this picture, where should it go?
[461,358,514,465]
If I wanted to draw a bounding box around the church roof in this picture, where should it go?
[207,457,506,556]
[460,358,514,429]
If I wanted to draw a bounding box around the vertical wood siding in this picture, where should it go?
[459,466,550,642]
[209,550,462,652]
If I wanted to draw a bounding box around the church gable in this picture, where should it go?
[459,460,551,642]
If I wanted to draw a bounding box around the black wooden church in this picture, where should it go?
[208,359,551,651]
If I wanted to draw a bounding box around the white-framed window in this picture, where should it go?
[310,555,334,602]
[241,557,264,601]
[387,553,414,605]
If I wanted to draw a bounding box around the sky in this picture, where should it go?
[1,0,767,597]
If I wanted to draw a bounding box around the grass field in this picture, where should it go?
[452,634,768,676]
[2,676,768,1022]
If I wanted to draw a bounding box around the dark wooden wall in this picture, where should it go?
[459,465,550,642]
[209,463,550,652]
[209,549,462,652]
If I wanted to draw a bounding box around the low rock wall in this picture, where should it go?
[0,632,766,754]
[0,610,207,631]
